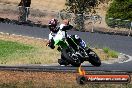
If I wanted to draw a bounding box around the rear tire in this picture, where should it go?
[62,48,81,67]
[58,54,69,66]
[58,59,69,66]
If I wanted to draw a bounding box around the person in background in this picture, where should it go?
[18,0,31,22]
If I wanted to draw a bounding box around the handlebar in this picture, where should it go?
[61,25,73,31]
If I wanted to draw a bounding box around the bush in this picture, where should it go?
[103,47,110,53]
[106,0,132,28]
[103,47,119,58]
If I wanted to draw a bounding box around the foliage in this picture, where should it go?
[64,0,105,31]
[103,47,119,58]
[106,0,132,27]
[103,47,110,53]
[65,0,100,14]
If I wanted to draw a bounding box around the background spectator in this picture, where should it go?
[18,0,31,22]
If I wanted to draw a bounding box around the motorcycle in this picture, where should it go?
[49,26,101,67]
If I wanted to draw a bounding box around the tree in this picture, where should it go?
[66,0,99,14]
[106,0,132,28]
[65,0,103,31]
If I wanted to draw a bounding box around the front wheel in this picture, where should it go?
[86,48,101,67]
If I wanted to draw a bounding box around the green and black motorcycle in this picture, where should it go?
[49,26,101,67]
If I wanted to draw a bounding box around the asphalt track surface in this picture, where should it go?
[0,23,132,72]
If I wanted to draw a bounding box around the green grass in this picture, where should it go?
[0,40,33,57]
[0,40,34,64]
[103,47,119,58]
[0,38,60,65]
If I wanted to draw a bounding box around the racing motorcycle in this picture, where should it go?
[49,26,101,67]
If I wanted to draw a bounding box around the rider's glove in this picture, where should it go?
[61,25,73,31]
[49,44,55,49]
[47,39,55,49]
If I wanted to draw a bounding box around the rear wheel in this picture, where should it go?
[86,48,101,67]
[58,59,69,66]
[62,48,81,67]
[58,54,69,66]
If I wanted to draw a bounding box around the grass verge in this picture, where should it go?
[0,40,34,64]
[0,40,33,58]
[0,34,60,65]
[0,71,131,88]
[103,47,119,58]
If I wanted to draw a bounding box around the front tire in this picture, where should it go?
[86,48,101,67]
